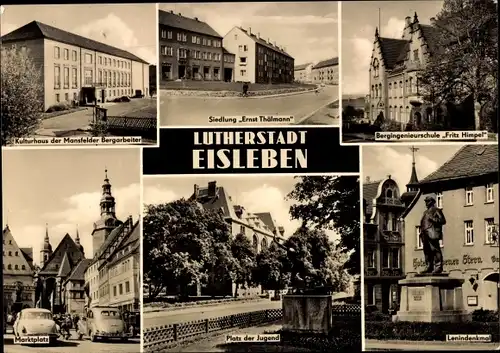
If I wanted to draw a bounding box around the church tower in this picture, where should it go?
[91,169,121,257]
[401,146,420,205]
[75,225,84,256]
[40,223,52,268]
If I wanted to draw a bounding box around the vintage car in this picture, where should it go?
[13,308,59,344]
[84,306,131,342]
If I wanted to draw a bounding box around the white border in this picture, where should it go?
[139,141,145,353]
[154,3,160,148]
[338,0,343,147]
[144,172,359,179]
[359,144,366,352]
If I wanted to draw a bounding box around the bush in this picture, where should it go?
[365,321,500,342]
[472,309,499,322]
[380,119,403,131]
[365,311,392,322]
[1,46,44,145]
[46,102,71,113]
[88,120,108,137]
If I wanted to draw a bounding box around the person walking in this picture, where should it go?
[242,82,249,97]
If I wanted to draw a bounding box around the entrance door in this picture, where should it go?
[101,90,105,103]
[224,68,233,82]
[193,67,200,80]
[204,67,210,80]
[381,285,390,313]
[178,65,186,79]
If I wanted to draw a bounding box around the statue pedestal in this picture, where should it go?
[282,295,332,333]
[393,274,468,323]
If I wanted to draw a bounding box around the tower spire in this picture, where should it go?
[45,223,49,241]
[75,224,80,244]
[408,146,419,186]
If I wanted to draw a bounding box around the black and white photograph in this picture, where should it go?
[341,0,498,143]
[142,175,361,352]
[2,149,141,351]
[158,2,339,127]
[1,4,158,146]
[362,144,499,350]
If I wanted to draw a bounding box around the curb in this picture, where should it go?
[295,98,339,125]
[160,87,321,100]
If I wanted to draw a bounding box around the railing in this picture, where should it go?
[143,304,362,352]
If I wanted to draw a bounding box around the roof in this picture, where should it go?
[294,63,312,71]
[39,233,84,275]
[20,247,33,268]
[237,27,293,59]
[66,259,92,282]
[159,10,222,38]
[57,252,73,278]
[420,145,498,184]
[94,223,125,261]
[254,212,278,234]
[312,57,338,69]
[378,37,409,70]
[1,21,149,64]
[223,48,235,55]
[191,185,234,219]
[419,24,441,54]
[363,180,382,216]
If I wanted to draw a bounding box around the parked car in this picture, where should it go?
[84,306,131,342]
[13,308,59,344]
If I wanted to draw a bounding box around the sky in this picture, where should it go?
[143,175,341,242]
[341,1,444,95]
[0,4,157,64]
[159,2,338,66]
[362,145,462,192]
[2,149,140,265]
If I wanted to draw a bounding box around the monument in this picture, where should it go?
[393,196,468,323]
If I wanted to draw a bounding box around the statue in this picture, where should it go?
[419,196,446,274]
[14,282,23,303]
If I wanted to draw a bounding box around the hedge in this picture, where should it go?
[365,321,500,342]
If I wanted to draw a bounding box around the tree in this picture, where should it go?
[287,176,360,274]
[417,0,498,129]
[230,233,257,297]
[285,227,352,293]
[254,241,290,295]
[143,199,233,299]
[1,46,43,145]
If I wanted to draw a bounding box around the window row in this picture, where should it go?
[54,47,131,69]
[109,258,133,278]
[97,70,132,87]
[366,247,400,269]
[53,66,78,90]
[112,281,132,297]
[160,29,222,48]
[3,264,27,270]
[4,250,20,257]
[66,291,84,299]
[429,185,494,209]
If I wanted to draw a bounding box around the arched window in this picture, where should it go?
[379,84,382,98]
[399,81,403,96]
[261,238,268,251]
[389,106,393,120]
[15,265,18,270]
[386,188,393,198]
[373,59,380,78]
[8,251,12,256]
[15,251,18,256]
[399,106,403,123]
[388,83,392,97]
[409,77,413,94]
[252,235,258,251]
[8,264,12,270]
[375,86,379,98]
[22,265,26,270]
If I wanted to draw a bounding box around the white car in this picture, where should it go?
[13,308,59,344]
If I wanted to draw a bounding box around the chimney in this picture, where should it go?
[278,226,285,236]
[387,174,392,179]
[194,17,199,21]
[249,27,252,35]
[366,176,371,183]
[178,12,182,16]
[405,16,412,28]
[170,10,173,14]
[194,184,199,199]
[208,181,217,197]
[257,32,260,39]
[430,17,436,26]
[274,41,277,47]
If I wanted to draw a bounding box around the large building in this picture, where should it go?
[366,13,475,130]
[311,57,338,85]
[188,181,285,297]
[294,63,313,83]
[84,170,140,314]
[223,27,294,84]
[3,226,36,316]
[158,10,233,82]
[1,20,150,111]
[402,145,499,312]
[363,175,407,313]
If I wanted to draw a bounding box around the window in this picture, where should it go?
[485,183,494,203]
[99,56,102,65]
[72,68,77,88]
[207,39,212,46]
[15,265,18,270]
[64,93,68,101]
[240,70,246,76]
[84,69,93,85]
[125,281,130,293]
[63,67,69,88]
[436,192,443,208]
[98,70,102,85]
[168,31,172,39]
[243,45,248,51]
[182,33,187,41]
[465,186,474,205]
[84,53,92,64]
[413,49,419,61]
[192,35,197,44]
[54,65,61,89]
[8,264,12,270]
[240,225,245,235]
[72,50,77,61]
[15,251,18,256]
[54,46,60,59]
[63,48,69,60]
[373,59,379,78]
[367,284,375,305]
[119,283,123,295]
[161,29,166,38]
[391,248,399,268]
[485,218,496,244]
[177,33,182,41]
[240,57,247,64]
[366,249,375,268]
[382,248,389,268]
[22,265,25,270]
[178,49,187,59]
[464,221,474,245]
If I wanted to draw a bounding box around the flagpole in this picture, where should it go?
[378,8,381,35]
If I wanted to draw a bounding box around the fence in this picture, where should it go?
[143,304,361,352]
[105,116,157,141]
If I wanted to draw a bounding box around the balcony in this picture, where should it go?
[380,230,402,243]
[380,268,403,277]
[377,197,405,208]
[365,268,378,277]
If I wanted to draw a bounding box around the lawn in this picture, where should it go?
[160,80,316,92]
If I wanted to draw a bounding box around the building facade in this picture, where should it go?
[402,145,499,312]
[294,63,313,83]
[189,181,285,297]
[366,13,475,130]
[158,10,229,82]
[3,226,36,316]
[84,170,140,314]
[311,57,338,85]
[363,176,407,313]
[223,27,294,84]
[1,21,150,111]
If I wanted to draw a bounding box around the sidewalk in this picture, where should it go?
[365,339,500,351]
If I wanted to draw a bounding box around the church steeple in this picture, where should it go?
[100,168,116,218]
[407,146,419,188]
[75,225,84,255]
[40,223,52,268]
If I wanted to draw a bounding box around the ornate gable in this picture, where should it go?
[3,226,33,277]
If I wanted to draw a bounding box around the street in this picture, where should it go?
[159,85,338,126]
[3,331,140,353]
[36,98,156,137]
[144,299,282,329]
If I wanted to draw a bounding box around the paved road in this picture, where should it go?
[144,299,282,329]
[365,339,500,351]
[3,332,140,353]
[159,86,338,126]
[37,98,156,136]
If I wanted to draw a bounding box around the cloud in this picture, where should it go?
[342,36,372,94]
[381,17,405,38]
[364,147,438,192]
[250,15,337,26]
[143,186,178,205]
[73,13,156,64]
[1,22,17,36]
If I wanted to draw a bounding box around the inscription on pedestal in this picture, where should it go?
[408,287,426,310]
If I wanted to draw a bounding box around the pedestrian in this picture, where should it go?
[73,314,79,330]
[242,82,249,97]
[77,317,86,340]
